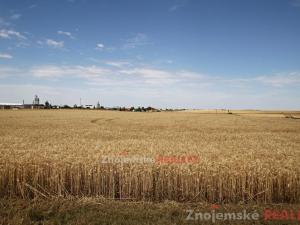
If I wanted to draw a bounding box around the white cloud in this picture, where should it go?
[169,5,180,11]
[121,68,172,79]
[0,84,86,105]
[4,62,300,89]
[45,39,64,48]
[14,41,30,48]
[0,83,146,107]
[168,0,187,12]
[1,64,300,109]
[94,43,116,52]
[119,68,207,85]
[0,81,299,109]
[77,66,111,79]
[123,33,150,49]
[0,67,21,78]
[10,14,22,20]
[0,29,26,39]
[96,43,104,50]
[30,65,111,79]
[105,61,131,68]
[57,30,74,39]
[29,64,202,86]
[30,66,74,78]
[256,72,300,87]
[0,53,13,59]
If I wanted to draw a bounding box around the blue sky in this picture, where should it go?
[0,0,300,109]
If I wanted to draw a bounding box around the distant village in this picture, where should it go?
[0,95,176,112]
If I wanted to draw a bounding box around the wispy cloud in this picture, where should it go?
[0,67,21,78]
[45,39,64,49]
[30,65,110,79]
[105,61,131,68]
[256,72,300,87]
[26,64,199,86]
[0,53,13,59]
[30,66,74,78]
[28,4,37,9]
[120,68,176,85]
[0,29,26,39]
[10,14,22,20]
[95,43,105,50]
[291,0,300,7]
[1,63,300,108]
[57,30,74,39]
[0,17,10,27]
[119,68,207,86]
[168,0,188,12]
[169,5,180,12]
[4,63,300,90]
[123,33,150,49]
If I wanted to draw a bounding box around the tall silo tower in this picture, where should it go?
[33,95,40,105]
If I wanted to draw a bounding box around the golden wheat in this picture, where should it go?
[0,110,299,203]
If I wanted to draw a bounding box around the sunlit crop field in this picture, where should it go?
[0,110,300,203]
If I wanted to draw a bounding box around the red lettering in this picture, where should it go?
[279,210,289,220]
[264,209,273,220]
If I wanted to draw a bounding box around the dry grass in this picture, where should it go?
[1,197,300,225]
[0,110,300,203]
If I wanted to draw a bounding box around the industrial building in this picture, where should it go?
[0,103,24,110]
[0,95,44,109]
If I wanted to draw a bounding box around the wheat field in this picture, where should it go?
[0,110,300,203]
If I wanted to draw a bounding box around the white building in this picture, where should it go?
[0,103,23,109]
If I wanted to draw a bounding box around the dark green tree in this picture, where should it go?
[45,101,51,109]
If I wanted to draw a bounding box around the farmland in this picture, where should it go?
[0,109,300,224]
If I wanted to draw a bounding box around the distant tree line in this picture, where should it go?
[42,101,163,112]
